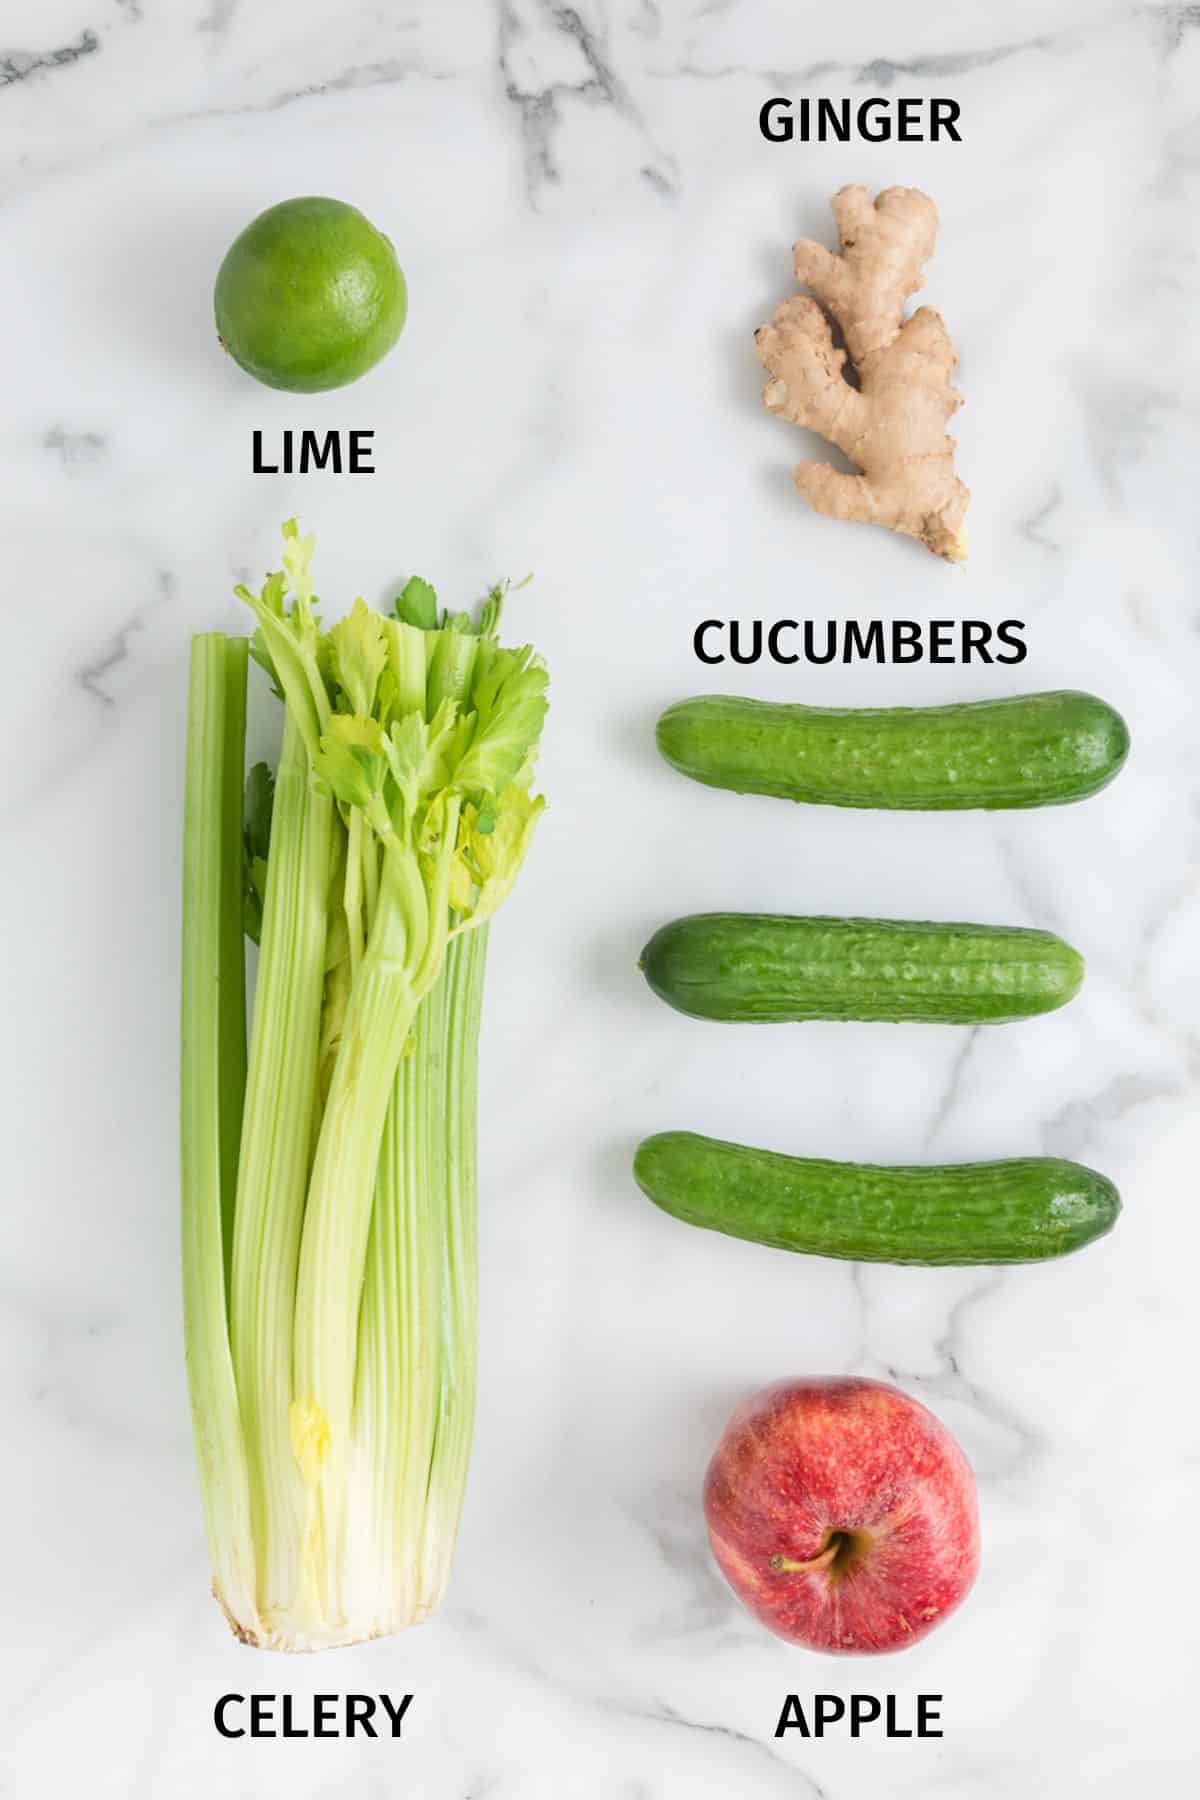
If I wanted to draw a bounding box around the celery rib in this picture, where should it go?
[420,923,487,1612]
[354,965,448,1630]
[180,635,258,1637]
[290,956,422,1624]
[217,639,248,1304]
[228,714,335,1628]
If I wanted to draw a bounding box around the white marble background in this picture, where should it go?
[3,0,1199,1794]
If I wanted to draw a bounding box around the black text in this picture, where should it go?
[692,618,1026,667]
[213,1692,413,1739]
[252,429,375,474]
[759,96,961,143]
[774,1694,942,1738]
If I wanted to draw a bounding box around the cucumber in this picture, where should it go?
[634,1131,1120,1266]
[655,690,1129,810]
[639,913,1084,1024]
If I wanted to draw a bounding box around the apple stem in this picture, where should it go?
[769,1538,842,1576]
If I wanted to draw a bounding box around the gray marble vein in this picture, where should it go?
[922,1027,981,1152]
[994,834,1064,934]
[887,1274,1044,1484]
[449,1595,822,1788]
[1040,1070,1181,1160]
[808,35,1061,87]
[76,612,148,708]
[498,0,677,200]
[74,571,171,708]
[628,0,662,40]
[175,57,453,125]
[0,28,100,89]
[1018,484,1063,554]
[41,425,108,469]
[609,1694,829,1794]
[197,0,240,34]
[1151,2,1200,55]
[655,28,1062,87]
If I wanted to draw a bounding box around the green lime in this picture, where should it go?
[214,196,407,392]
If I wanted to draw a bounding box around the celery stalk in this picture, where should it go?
[228,713,335,1632]
[353,963,449,1631]
[180,635,259,1638]
[216,639,248,1294]
[420,922,487,1613]
[290,957,423,1626]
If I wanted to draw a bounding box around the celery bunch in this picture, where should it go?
[181,524,547,1649]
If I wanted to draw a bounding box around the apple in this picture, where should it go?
[704,1377,979,1654]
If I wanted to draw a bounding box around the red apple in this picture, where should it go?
[704,1377,979,1654]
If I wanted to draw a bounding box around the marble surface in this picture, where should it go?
[4,0,1200,1793]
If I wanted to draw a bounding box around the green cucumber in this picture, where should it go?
[655,690,1129,810]
[639,913,1084,1024]
[634,1131,1120,1266]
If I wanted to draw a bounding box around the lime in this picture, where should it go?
[214,196,407,392]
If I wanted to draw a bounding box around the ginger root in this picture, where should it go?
[755,185,969,561]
